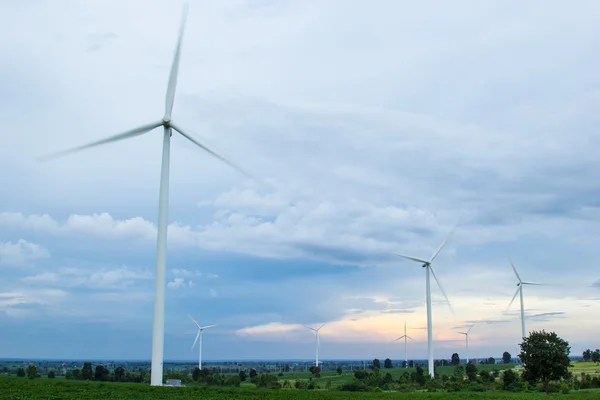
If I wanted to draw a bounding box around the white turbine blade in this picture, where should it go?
[505,286,520,312]
[429,223,459,263]
[38,121,163,161]
[170,123,257,180]
[394,335,406,341]
[304,325,316,331]
[467,322,475,334]
[164,3,189,120]
[406,335,416,341]
[508,256,522,283]
[188,314,201,329]
[393,253,428,264]
[521,282,544,286]
[429,265,454,315]
[200,324,217,330]
[316,323,325,331]
[191,330,200,350]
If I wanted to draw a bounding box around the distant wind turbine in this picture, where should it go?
[39,4,256,386]
[457,322,475,364]
[505,257,544,340]
[394,223,458,378]
[394,320,415,368]
[304,324,325,368]
[189,315,216,370]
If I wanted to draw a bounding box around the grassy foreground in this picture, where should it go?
[2,377,600,400]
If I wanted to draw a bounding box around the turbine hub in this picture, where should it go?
[162,116,171,125]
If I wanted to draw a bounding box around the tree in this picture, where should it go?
[372,358,381,369]
[502,369,520,391]
[408,360,414,368]
[583,349,592,362]
[519,330,571,394]
[336,366,342,375]
[309,366,321,377]
[383,358,393,369]
[453,365,464,380]
[502,351,511,364]
[487,357,496,364]
[17,368,25,377]
[48,370,56,379]
[81,362,93,380]
[465,362,477,382]
[283,364,290,372]
[114,366,125,382]
[26,365,37,380]
[401,360,407,368]
[95,365,109,381]
[65,370,73,380]
[592,349,600,364]
[238,370,247,381]
[451,353,460,366]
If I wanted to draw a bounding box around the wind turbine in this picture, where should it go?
[394,320,415,368]
[506,257,543,340]
[38,5,254,386]
[394,225,457,378]
[304,324,325,368]
[457,322,475,364]
[189,315,216,371]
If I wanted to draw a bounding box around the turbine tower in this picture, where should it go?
[304,324,325,368]
[394,224,457,378]
[506,257,543,340]
[457,322,475,364]
[394,320,415,368]
[189,315,216,370]
[39,5,254,386]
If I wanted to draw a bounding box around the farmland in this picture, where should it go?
[1,376,600,400]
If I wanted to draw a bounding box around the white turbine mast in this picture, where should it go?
[394,319,415,368]
[189,315,216,371]
[505,257,543,341]
[304,324,325,368]
[39,4,255,386]
[393,223,458,378]
[457,322,475,364]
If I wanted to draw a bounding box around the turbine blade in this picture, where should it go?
[191,330,200,350]
[521,282,544,286]
[200,324,217,330]
[429,222,459,263]
[304,325,316,331]
[467,322,475,334]
[164,3,189,120]
[508,256,522,283]
[457,332,467,335]
[406,335,416,342]
[505,286,520,312]
[393,253,428,264]
[394,335,406,341]
[188,314,201,329]
[170,123,257,180]
[317,323,325,331]
[38,121,162,161]
[429,265,454,315]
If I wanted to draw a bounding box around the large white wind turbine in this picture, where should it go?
[506,257,543,340]
[394,225,457,378]
[457,322,475,364]
[39,5,253,386]
[304,324,325,368]
[394,320,415,368]
[189,315,216,370]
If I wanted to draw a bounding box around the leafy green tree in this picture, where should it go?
[114,366,125,382]
[592,349,600,364]
[48,370,56,379]
[26,365,37,380]
[451,353,460,365]
[309,366,321,377]
[487,357,495,364]
[65,370,73,380]
[583,349,592,361]
[383,358,392,369]
[283,364,290,372]
[408,360,414,368]
[465,362,477,381]
[95,365,109,381]
[453,364,464,380]
[81,362,93,380]
[17,368,25,377]
[502,369,520,391]
[372,358,381,369]
[336,366,342,375]
[238,370,247,381]
[415,366,426,385]
[519,330,571,394]
[502,351,511,364]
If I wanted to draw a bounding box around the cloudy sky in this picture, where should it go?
[1,0,599,362]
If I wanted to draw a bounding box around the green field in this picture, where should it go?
[1,376,600,400]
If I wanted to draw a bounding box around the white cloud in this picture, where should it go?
[22,266,151,289]
[0,239,49,267]
[167,277,194,289]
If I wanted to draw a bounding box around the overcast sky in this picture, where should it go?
[1,0,599,362]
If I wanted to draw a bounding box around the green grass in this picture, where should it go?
[570,362,600,376]
[1,376,600,399]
